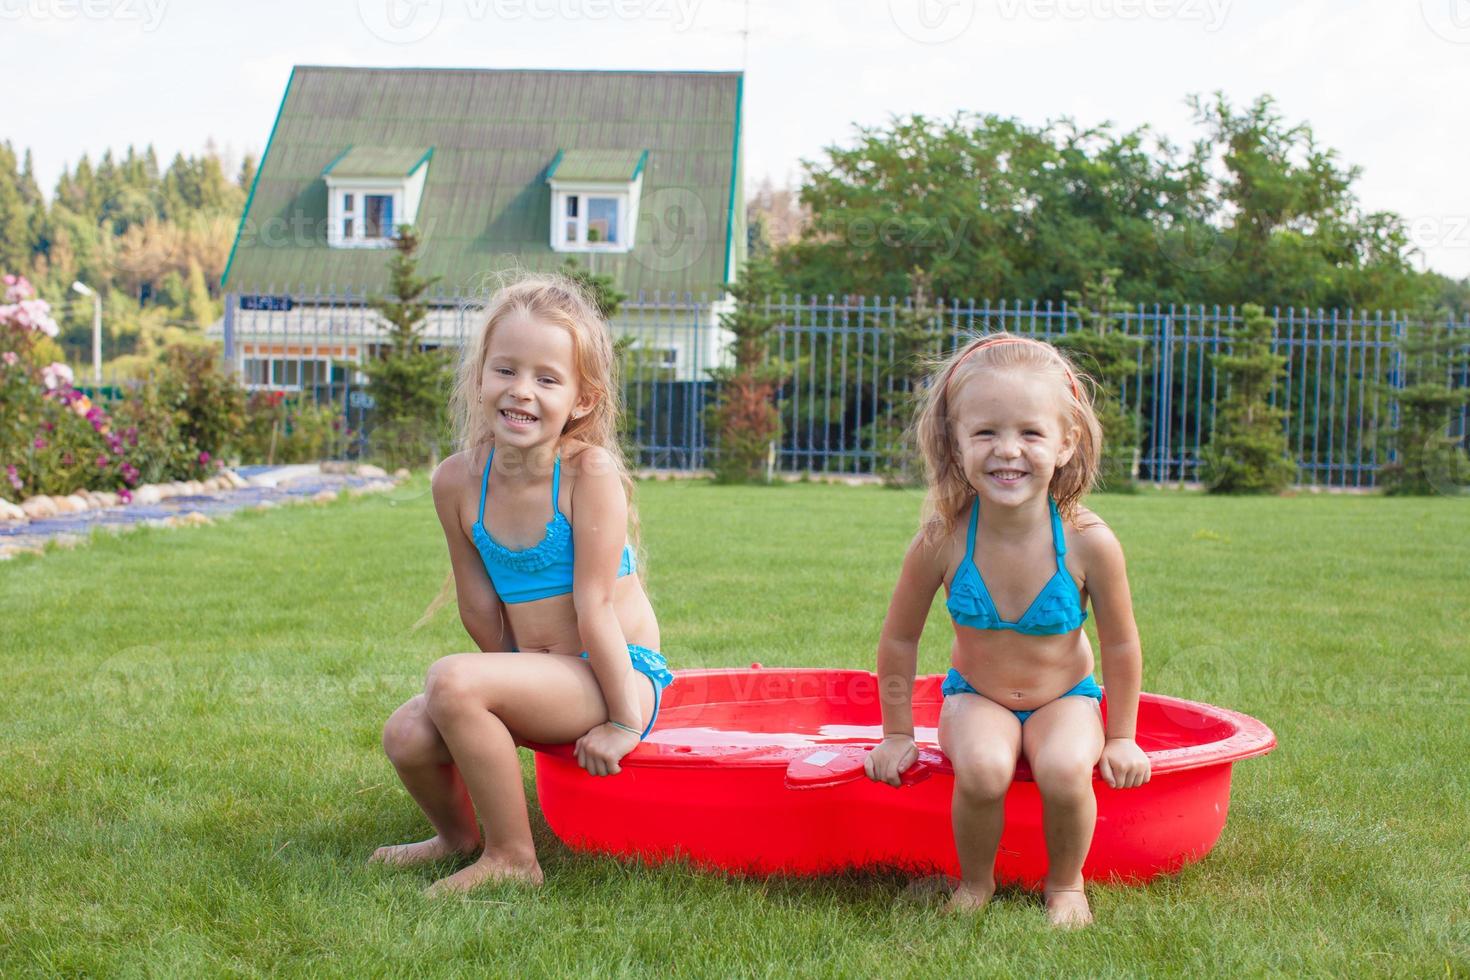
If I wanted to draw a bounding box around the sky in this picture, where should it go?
[5,0,1469,278]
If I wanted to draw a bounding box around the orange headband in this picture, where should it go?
[943,335,1082,400]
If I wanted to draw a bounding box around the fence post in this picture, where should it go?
[1388,312,1406,465]
[222,291,238,373]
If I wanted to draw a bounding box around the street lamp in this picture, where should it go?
[71,281,101,386]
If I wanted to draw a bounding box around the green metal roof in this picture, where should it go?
[224,67,744,299]
[546,149,647,183]
[323,145,433,178]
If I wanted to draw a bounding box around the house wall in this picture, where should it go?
[218,295,729,385]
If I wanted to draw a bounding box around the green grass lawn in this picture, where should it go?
[2,481,1467,975]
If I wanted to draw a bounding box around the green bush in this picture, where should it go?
[153,344,246,462]
[239,391,345,465]
[108,381,212,484]
[1,357,144,501]
[1200,304,1297,493]
[1376,323,1469,495]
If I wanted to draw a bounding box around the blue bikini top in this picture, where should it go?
[471,449,636,605]
[945,497,1088,636]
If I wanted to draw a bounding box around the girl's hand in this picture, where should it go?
[1098,737,1151,789]
[574,722,641,777]
[864,734,918,787]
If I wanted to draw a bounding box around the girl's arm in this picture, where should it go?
[866,530,946,786]
[1081,522,1151,788]
[569,447,643,773]
[432,460,515,652]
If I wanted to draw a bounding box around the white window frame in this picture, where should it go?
[548,179,642,254]
[243,356,336,392]
[327,181,403,248]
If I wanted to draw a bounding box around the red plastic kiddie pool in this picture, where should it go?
[529,667,1275,886]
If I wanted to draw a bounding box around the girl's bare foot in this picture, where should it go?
[424,853,544,896]
[945,879,995,914]
[1043,887,1093,928]
[368,834,479,868]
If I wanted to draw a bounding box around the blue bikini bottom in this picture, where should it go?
[941,669,1101,724]
[578,644,673,739]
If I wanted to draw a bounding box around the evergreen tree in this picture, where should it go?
[237,154,257,193]
[185,260,216,328]
[1200,303,1297,493]
[558,257,625,319]
[1054,269,1144,491]
[359,226,454,469]
[869,269,942,487]
[1376,324,1469,495]
[707,257,784,483]
[0,143,34,275]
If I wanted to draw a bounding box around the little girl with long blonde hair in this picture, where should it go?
[865,332,1151,927]
[371,274,669,895]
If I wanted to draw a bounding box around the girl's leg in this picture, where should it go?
[369,694,481,867]
[937,692,1024,912]
[1021,695,1105,928]
[421,651,654,895]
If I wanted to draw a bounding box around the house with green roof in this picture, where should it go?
[218,66,744,386]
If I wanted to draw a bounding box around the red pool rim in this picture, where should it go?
[528,666,1277,777]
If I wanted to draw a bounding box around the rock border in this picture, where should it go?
[0,464,412,560]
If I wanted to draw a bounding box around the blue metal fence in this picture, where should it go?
[215,289,1469,487]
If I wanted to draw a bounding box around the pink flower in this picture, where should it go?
[5,465,20,491]
[41,362,74,391]
[118,488,132,504]
[1,351,16,366]
[96,455,109,468]
[33,436,46,450]
[198,451,211,465]
[3,275,33,303]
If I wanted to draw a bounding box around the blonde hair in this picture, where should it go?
[913,331,1103,540]
[416,272,640,629]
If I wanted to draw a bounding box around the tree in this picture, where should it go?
[358,226,455,469]
[558,257,625,319]
[1053,270,1144,491]
[1375,324,1469,495]
[707,257,784,483]
[867,269,942,486]
[777,98,1434,313]
[1199,304,1297,493]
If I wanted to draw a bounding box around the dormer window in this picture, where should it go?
[323,146,432,248]
[546,149,647,254]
